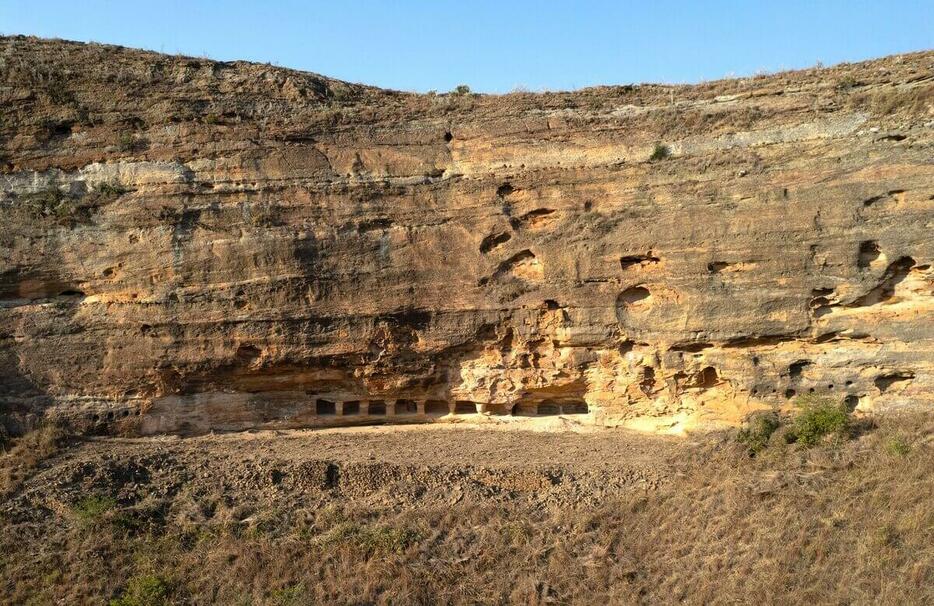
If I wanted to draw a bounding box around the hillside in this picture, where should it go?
[1,37,931,436]
[0,36,932,606]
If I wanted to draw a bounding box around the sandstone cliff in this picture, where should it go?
[1,37,932,435]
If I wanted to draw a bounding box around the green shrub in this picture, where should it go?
[96,181,128,197]
[790,396,849,446]
[118,132,137,152]
[109,574,169,606]
[737,411,781,454]
[19,188,83,224]
[885,435,911,457]
[649,143,671,161]
[836,75,859,90]
[270,584,306,606]
[453,84,471,95]
[73,495,116,525]
[322,522,419,555]
[45,76,74,105]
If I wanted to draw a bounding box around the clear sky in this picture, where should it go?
[2,1,931,93]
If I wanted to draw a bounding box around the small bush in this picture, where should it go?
[322,522,419,556]
[118,132,137,152]
[790,396,849,446]
[45,76,74,106]
[453,84,471,95]
[885,435,911,457]
[109,574,169,606]
[836,75,859,90]
[11,188,96,227]
[649,143,671,161]
[73,495,117,525]
[737,411,781,454]
[248,203,280,227]
[270,584,307,606]
[328,85,354,103]
[96,181,129,197]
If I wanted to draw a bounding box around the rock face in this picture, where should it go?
[1,37,932,435]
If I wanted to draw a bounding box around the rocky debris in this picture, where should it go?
[1,426,676,524]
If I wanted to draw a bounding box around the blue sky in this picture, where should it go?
[2,1,931,92]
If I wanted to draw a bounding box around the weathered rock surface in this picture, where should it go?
[1,36,932,435]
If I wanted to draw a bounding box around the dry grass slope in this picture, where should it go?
[0,414,931,605]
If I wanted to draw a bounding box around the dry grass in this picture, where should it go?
[1,414,932,605]
[848,82,934,116]
[0,421,70,497]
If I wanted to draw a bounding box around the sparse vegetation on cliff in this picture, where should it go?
[737,410,781,454]
[649,142,671,161]
[790,395,851,446]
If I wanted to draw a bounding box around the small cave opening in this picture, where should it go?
[843,395,860,411]
[543,299,561,310]
[849,256,916,307]
[618,286,651,306]
[640,367,656,395]
[561,401,589,415]
[443,130,453,143]
[493,249,543,282]
[785,388,796,399]
[315,399,336,416]
[479,231,512,254]
[857,240,882,269]
[511,403,538,417]
[454,401,477,414]
[58,289,86,297]
[694,366,719,389]
[537,401,560,415]
[707,262,730,274]
[368,400,386,416]
[425,400,449,415]
[517,208,557,229]
[343,401,360,415]
[620,253,660,270]
[235,344,261,362]
[788,360,810,380]
[874,372,914,393]
[396,399,418,415]
[496,183,514,198]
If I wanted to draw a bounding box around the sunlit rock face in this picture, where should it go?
[1,36,932,435]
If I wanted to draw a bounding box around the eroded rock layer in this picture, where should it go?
[1,37,932,434]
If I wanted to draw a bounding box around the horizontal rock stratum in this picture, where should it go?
[1,37,932,435]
